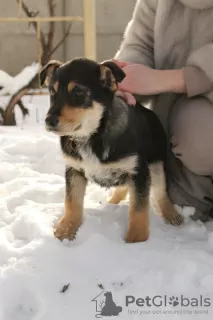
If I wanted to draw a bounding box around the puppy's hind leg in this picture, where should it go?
[150,162,184,226]
[108,186,128,204]
[126,166,150,243]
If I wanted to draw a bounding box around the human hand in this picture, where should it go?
[116,90,136,106]
[113,59,186,95]
[113,59,160,95]
[111,61,136,105]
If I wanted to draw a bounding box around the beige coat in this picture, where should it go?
[115,0,213,131]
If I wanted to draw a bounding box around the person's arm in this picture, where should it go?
[113,62,186,96]
[114,0,157,105]
[115,0,213,101]
[114,0,157,67]
[184,44,213,98]
[148,44,213,97]
[114,60,212,98]
[141,44,213,97]
[148,69,186,94]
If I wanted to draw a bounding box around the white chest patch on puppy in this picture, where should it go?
[64,145,138,186]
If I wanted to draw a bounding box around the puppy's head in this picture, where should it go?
[40,58,125,137]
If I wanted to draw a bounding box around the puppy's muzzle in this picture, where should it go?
[45,115,59,131]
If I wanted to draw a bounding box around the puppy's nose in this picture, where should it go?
[45,115,59,128]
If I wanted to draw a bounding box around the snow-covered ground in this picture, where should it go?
[1,96,213,320]
[0,63,40,98]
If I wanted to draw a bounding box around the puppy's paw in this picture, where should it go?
[160,198,184,226]
[125,227,149,243]
[54,217,81,241]
[164,211,184,226]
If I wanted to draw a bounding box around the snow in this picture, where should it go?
[0,63,41,112]
[1,96,213,319]
[0,71,13,89]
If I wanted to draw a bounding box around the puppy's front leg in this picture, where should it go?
[126,166,150,243]
[54,167,87,241]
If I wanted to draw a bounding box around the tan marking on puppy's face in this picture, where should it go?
[57,101,104,137]
[59,106,88,130]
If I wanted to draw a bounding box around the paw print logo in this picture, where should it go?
[169,296,179,307]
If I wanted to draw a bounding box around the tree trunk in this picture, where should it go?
[4,87,29,125]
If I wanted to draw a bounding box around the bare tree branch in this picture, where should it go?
[15,0,71,66]
[15,0,46,49]
[17,99,29,116]
[47,0,55,54]
[47,23,72,59]
[27,10,39,28]
[4,86,29,125]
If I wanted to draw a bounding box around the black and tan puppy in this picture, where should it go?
[40,58,183,243]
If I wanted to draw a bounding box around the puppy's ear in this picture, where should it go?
[39,60,62,87]
[100,60,126,91]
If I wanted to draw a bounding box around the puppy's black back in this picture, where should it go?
[87,96,167,165]
[130,101,167,163]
